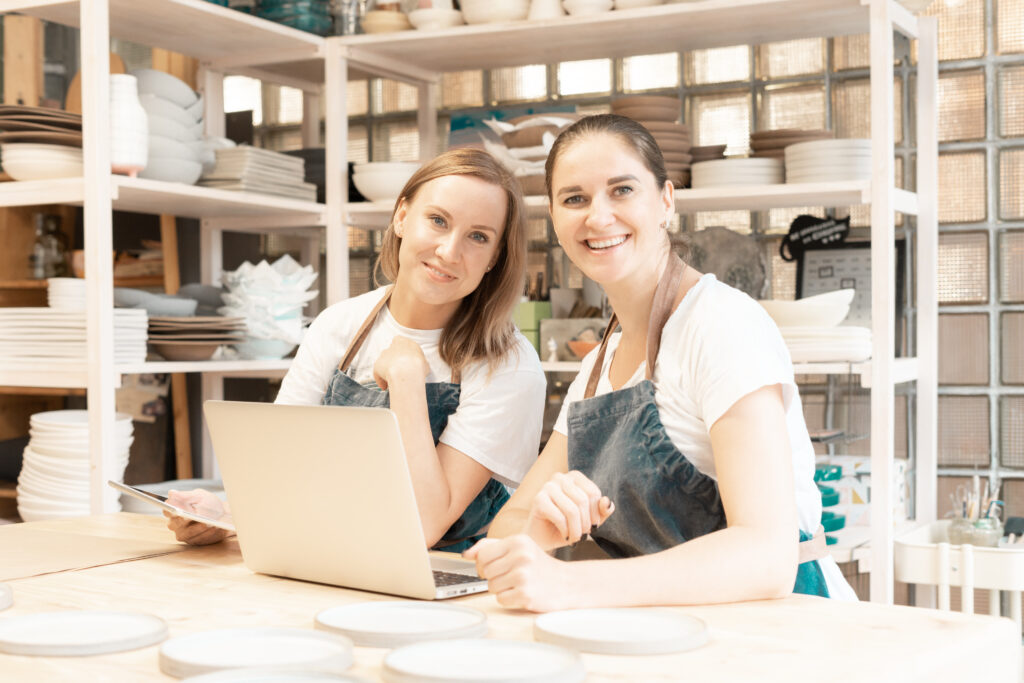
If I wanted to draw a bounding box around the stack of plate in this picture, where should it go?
[0,104,82,146]
[749,128,833,161]
[690,157,783,188]
[0,308,148,365]
[689,144,727,164]
[47,278,86,311]
[781,326,872,362]
[0,143,83,181]
[199,146,317,201]
[785,138,871,183]
[17,410,133,522]
[148,316,246,362]
[611,96,690,188]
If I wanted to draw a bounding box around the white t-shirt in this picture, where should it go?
[276,287,547,487]
[554,274,857,601]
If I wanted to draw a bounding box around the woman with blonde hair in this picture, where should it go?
[167,148,546,551]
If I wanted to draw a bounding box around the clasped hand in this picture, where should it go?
[373,336,431,390]
[464,470,614,612]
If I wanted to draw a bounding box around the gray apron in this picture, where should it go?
[321,288,509,553]
[566,255,830,597]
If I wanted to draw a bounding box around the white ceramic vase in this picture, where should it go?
[529,0,564,19]
[110,74,148,177]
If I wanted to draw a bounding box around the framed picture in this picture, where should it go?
[796,240,907,352]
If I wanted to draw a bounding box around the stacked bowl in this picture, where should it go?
[459,0,529,24]
[147,316,247,362]
[17,410,132,521]
[691,157,783,188]
[219,255,317,360]
[750,128,833,162]
[351,162,420,203]
[785,139,872,184]
[132,69,204,185]
[611,95,691,188]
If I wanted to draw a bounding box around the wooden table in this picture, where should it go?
[0,514,1020,681]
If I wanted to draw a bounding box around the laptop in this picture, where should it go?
[203,400,488,600]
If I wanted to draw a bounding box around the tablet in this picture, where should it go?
[107,481,236,532]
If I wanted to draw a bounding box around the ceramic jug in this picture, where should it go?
[110,74,148,176]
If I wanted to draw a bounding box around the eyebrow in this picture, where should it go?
[555,175,640,197]
[424,205,498,234]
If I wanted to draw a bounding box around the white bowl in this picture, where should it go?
[234,338,296,360]
[408,8,464,29]
[131,69,198,108]
[139,94,195,127]
[459,0,529,24]
[352,162,420,202]
[138,157,203,185]
[759,289,855,328]
[185,94,205,122]
[146,113,201,143]
[148,134,199,162]
[2,156,83,180]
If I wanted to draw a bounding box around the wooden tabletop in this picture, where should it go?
[0,514,1020,681]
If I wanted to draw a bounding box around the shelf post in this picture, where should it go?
[80,0,118,513]
[914,16,939,531]
[324,38,349,306]
[868,0,897,604]
[417,81,438,161]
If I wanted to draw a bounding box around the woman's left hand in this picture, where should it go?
[373,336,431,390]
[464,535,576,612]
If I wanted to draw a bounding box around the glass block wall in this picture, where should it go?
[252,0,1024,523]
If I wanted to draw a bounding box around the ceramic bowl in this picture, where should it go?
[759,289,855,328]
[408,8,464,29]
[131,69,198,108]
[563,0,613,15]
[460,0,529,24]
[1,155,83,180]
[138,94,194,127]
[146,113,200,143]
[149,341,220,362]
[234,338,296,360]
[148,134,199,162]
[361,10,412,33]
[352,162,420,202]
[138,157,203,185]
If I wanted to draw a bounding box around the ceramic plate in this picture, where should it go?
[0,611,167,656]
[183,670,371,682]
[534,608,708,655]
[0,130,82,146]
[315,602,487,648]
[31,410,131,428]
[159,628,354,679]
[383,639,584,683]
[0,584,11,612]
[0,104,81,120]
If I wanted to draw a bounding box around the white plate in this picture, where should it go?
[534,608,709,655]
[0,611,167,656]
[315,602,487,648]
[183,670,370,682]
[785,138,871,154]
[382,639,584,683]
[30,409,132,429]
[159,628,354,679]
[691,158,783,170]
[0,584,11,612]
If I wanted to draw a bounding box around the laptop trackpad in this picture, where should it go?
[429,555,480,576]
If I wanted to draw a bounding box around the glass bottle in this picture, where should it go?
[29,214,69,279]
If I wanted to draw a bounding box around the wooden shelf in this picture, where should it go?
[0,177,325,225]
[1,0,325,88]
[335,0,912,78]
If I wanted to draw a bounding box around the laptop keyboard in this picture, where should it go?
[433,570,482,587]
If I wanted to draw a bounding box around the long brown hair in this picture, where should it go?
[375,148,527,372]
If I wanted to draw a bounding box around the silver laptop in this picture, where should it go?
[203,400,488,600]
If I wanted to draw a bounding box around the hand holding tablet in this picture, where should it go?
[107,481,236,540]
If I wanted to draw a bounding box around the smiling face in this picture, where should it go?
[548,132,674,288]
[391,173,507,327]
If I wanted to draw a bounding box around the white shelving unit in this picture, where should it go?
[0,0,937,604]
[0,0,331,511]
[325,0,938,603]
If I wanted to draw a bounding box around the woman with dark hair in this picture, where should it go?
[467,114,856,608]
[167,148,546,552]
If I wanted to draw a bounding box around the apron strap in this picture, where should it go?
[337,287,393,374]
[336,286,462,385]
[798,525,828,564]
[583,253,687,399]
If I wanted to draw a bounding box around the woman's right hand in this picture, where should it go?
[164,489,232,546]
[525,470,614,548]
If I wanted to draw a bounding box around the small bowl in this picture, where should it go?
[131,69,198,108]
[234,338,296,360]
[567,340,599,359]
[361,9,412,33]
[408,8,464,30]
[759,289,855,328]
[138,94,195,127]
[149,340,219,362]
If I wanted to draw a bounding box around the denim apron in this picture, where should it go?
[321,287,510,553]
[566,255,830,597]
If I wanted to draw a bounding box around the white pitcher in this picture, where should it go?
[109,74,148,177]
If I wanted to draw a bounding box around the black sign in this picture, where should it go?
[779,214,850,262]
